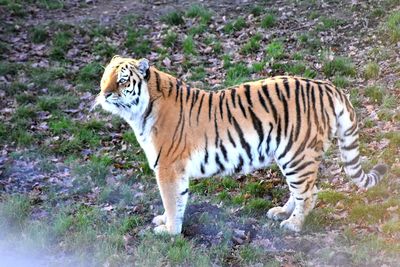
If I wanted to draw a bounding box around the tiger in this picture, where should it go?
[94,55,388,234]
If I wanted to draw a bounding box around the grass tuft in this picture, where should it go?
[323,57,356,77]
[363,62,380,80]
[365,85,384,104]
[266,41,284,59]
[386,11,400,43]
[162,10,184,26]
[261,13,276,28]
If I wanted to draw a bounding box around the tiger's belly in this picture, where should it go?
[185,146,274,179]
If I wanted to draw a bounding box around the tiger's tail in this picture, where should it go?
[336,95,388,189]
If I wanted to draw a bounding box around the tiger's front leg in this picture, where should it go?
[153,168,189,235]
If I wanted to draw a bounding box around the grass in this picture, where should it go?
[240,33,262,54]
[386,11,400,43]
[30,26,48,43]
[93,42,117,58]
[190,66,206,81]
[261,13,276,28]
[250,5,263,17]
[245,198,272,213]
[225,62,251,86]
[364,62,380,80]
[316,16,343,31]
[322,57,356,77]
[0,194,31,231]
[365,85,384,104]
[162,10,184,26]
[50,31,73,60]
[186,4,212,24]
[163,30,178,47]
[183,35,196,55]
[223,17,246,34]
[76,62,104,92]
[318,190,346,205]
[333,76,351,88]
[266,41,285,59]
[125,29,151,57]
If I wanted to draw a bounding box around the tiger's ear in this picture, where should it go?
[138,58,150,80]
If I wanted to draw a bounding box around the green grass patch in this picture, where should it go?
[240,33,262,55]
[30,26,49,43]
[0,194,31,231]
[190,66,206,81]
[261,13,276,28]
[363,62,380,80]
[386,11,400,43]
[223,17,246,34]
[186,4,212,24]
[316,16,343,31]
[76,62,103,92]
[298,33,321,51]
[266,41,284,59]
[135,233,210,266]
[50,31,73,60]
[93,42,117,58]
[333,76,351,88]
[365,85,384,104]
[245,198,272,213]
[125,29,151,57]
[250,5,263,17]
[183,35,196,55]
[318,190,346,205]
[323,57,356,77]
[37,0,64,10]
[162,30,178,48]
[162,10,184,25]
[225,62,251,86]
[349,88,361,108]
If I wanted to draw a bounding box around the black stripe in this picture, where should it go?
[248,107,264,150]
[278,126,294,160]
[227,130,236,147]
[175,79,181,102]
[196,93,205,125]
[220,140,228,161]
[219,91,225,119]
[275,116,282,150]
[189,90,196,126]
[215,154,225,172]
[318,85,326,129]
[137,80,142,96]
[155,71,163,97]
[283,79,290,98]
[234,155,244,173]
[142,99,154,129]
[180,188,189,195]
[231,88,237,108]
[257,90,269,113]
[225,100,233,124]
[168,79,173,97]
[232,116,252,161]
[300,84,306,113]
[237,95,247,118]
[153,146,163,169]
[262,85,277,122]
[285,161,314,176]
[341,139,358,151]
[208,92,214,121]
[344,155,360,167]
[214,111,220,147]
[265,122,273,155]
[244,84,253,107]
[204,134,209,164]
[186,85,191,102]
[294,79,301,139]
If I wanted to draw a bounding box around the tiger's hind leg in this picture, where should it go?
[278,162,320,232]
[152,167,189,235]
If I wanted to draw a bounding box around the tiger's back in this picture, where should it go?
[96,56,387,234]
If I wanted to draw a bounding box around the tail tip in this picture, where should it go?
[373,164,389,176]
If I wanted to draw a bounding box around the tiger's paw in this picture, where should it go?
[152,214,166,226]
[280,217,303,232]
[267,207,291,221]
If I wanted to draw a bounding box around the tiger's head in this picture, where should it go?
[94,55,151,121]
